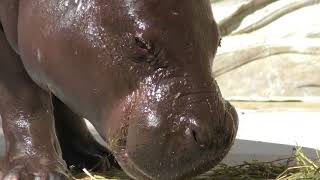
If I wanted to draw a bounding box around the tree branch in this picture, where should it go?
[213,37,320,77]
[232,0,320,35]
[218,0,277,36]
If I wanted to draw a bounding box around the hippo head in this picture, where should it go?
[89,0,239,179]
[106,76,238,180]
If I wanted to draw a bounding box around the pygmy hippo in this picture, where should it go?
[0,0,238,179]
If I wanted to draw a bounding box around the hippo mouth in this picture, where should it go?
[113,149,154,179]
[113,140,233,180]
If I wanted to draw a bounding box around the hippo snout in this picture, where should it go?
[108,78,238,180]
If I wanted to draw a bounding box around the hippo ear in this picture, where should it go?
[218,37,222,47]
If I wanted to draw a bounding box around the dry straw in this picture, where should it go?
[76,147,320,180]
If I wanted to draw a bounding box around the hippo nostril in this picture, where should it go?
[190,128,207,149]
[191,130,198,143]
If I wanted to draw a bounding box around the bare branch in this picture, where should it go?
[213,38,320,77]
[232,0,320,35]
[218,0,276,36]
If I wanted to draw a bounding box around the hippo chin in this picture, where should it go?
[0,0,238,179]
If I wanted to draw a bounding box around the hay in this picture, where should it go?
[276,147,320,180]
[76,147,320,180]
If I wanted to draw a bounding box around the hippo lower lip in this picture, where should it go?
[114,150,154,180]
[114,139,232,180]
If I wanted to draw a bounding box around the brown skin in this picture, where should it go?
[0,0,19,53]
[0,27,113,178]
[52,97,119,173]
[0,0,238,179]
[0,29,68,179]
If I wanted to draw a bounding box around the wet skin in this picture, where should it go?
[0,0,238,179]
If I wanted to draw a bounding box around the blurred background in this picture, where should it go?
[212,0,320,100]
[208,0,320,165]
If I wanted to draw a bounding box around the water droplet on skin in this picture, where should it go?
[76,0,83,11]
[185,128,191,135]
[179,116,186,123]
[64,1,69,7]
[174,92,181,99]
[183,80,187,85]
[172,11,179,16]
[36,48,42,63]
[172,101,176,107]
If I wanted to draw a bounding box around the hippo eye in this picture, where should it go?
[135,37,150,50]
[131,37,161,64]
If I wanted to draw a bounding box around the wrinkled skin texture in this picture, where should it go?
[0,0,238,179]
